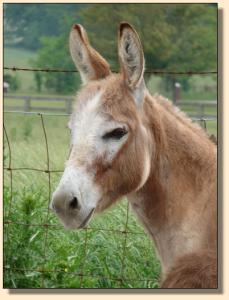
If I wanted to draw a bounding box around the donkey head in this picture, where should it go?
[51,23,153,229]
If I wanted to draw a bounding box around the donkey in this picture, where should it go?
[51,22,217,288]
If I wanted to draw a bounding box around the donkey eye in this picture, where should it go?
[102,127,128,140]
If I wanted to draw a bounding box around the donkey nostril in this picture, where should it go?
[69,196,79,209]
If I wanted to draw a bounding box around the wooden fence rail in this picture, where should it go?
[4,94,73,114]
[4,94,217,118]
[176,100,217,118]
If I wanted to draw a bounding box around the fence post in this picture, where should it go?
[199,103,204,118]
[173,82,181,104]
[24,97,31,112]
[65,99,72,114]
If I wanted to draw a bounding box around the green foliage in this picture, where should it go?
[34,72,43,92]
[4,3,84,50]
[33,36,81,93]
[4,186,45,288]
[80,4,217,71]
[33,3,216,93]
[4,185,161,288]
[80,4,173,70]
[4,4,217,94]
[80,4,217,90]
[165,5,217,71]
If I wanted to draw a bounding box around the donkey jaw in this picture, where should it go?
[78,208,95,229]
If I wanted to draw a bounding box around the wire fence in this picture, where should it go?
[3,111,159,288]
[4,66,217,75]
[3,112,217,289]
[3,66,217,288]
[3,94,217,118]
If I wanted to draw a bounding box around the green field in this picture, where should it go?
[4,47,36,68]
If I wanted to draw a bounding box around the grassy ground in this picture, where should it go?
[4,47,36,67]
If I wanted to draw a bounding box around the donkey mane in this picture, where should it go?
[143,91,216,172]
[152,93,212,142]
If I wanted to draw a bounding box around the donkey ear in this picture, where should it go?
[118,22,145,105]
[69,24,111,84]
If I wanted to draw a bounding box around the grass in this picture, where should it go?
[147,74,217,101]
[4,98,68,112]
[3,113,161,288]
[4,47,36,68]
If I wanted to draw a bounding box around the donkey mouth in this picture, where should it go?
[78,208,95,229]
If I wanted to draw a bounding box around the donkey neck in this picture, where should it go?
[128,91,216,272]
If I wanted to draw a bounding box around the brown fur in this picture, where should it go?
[68,23,217,288]
[161,251,217,288]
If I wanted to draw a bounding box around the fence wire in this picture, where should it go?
[3,66,217,288]
[3,111,160,288]
[4,66,217,75]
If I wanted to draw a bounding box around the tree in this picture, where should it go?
[80,4,175,70]
[33,36,81,93]
[34,72,42,92]
[80,4,217,72]
[4,3,84,50]
[31,3,216,94]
